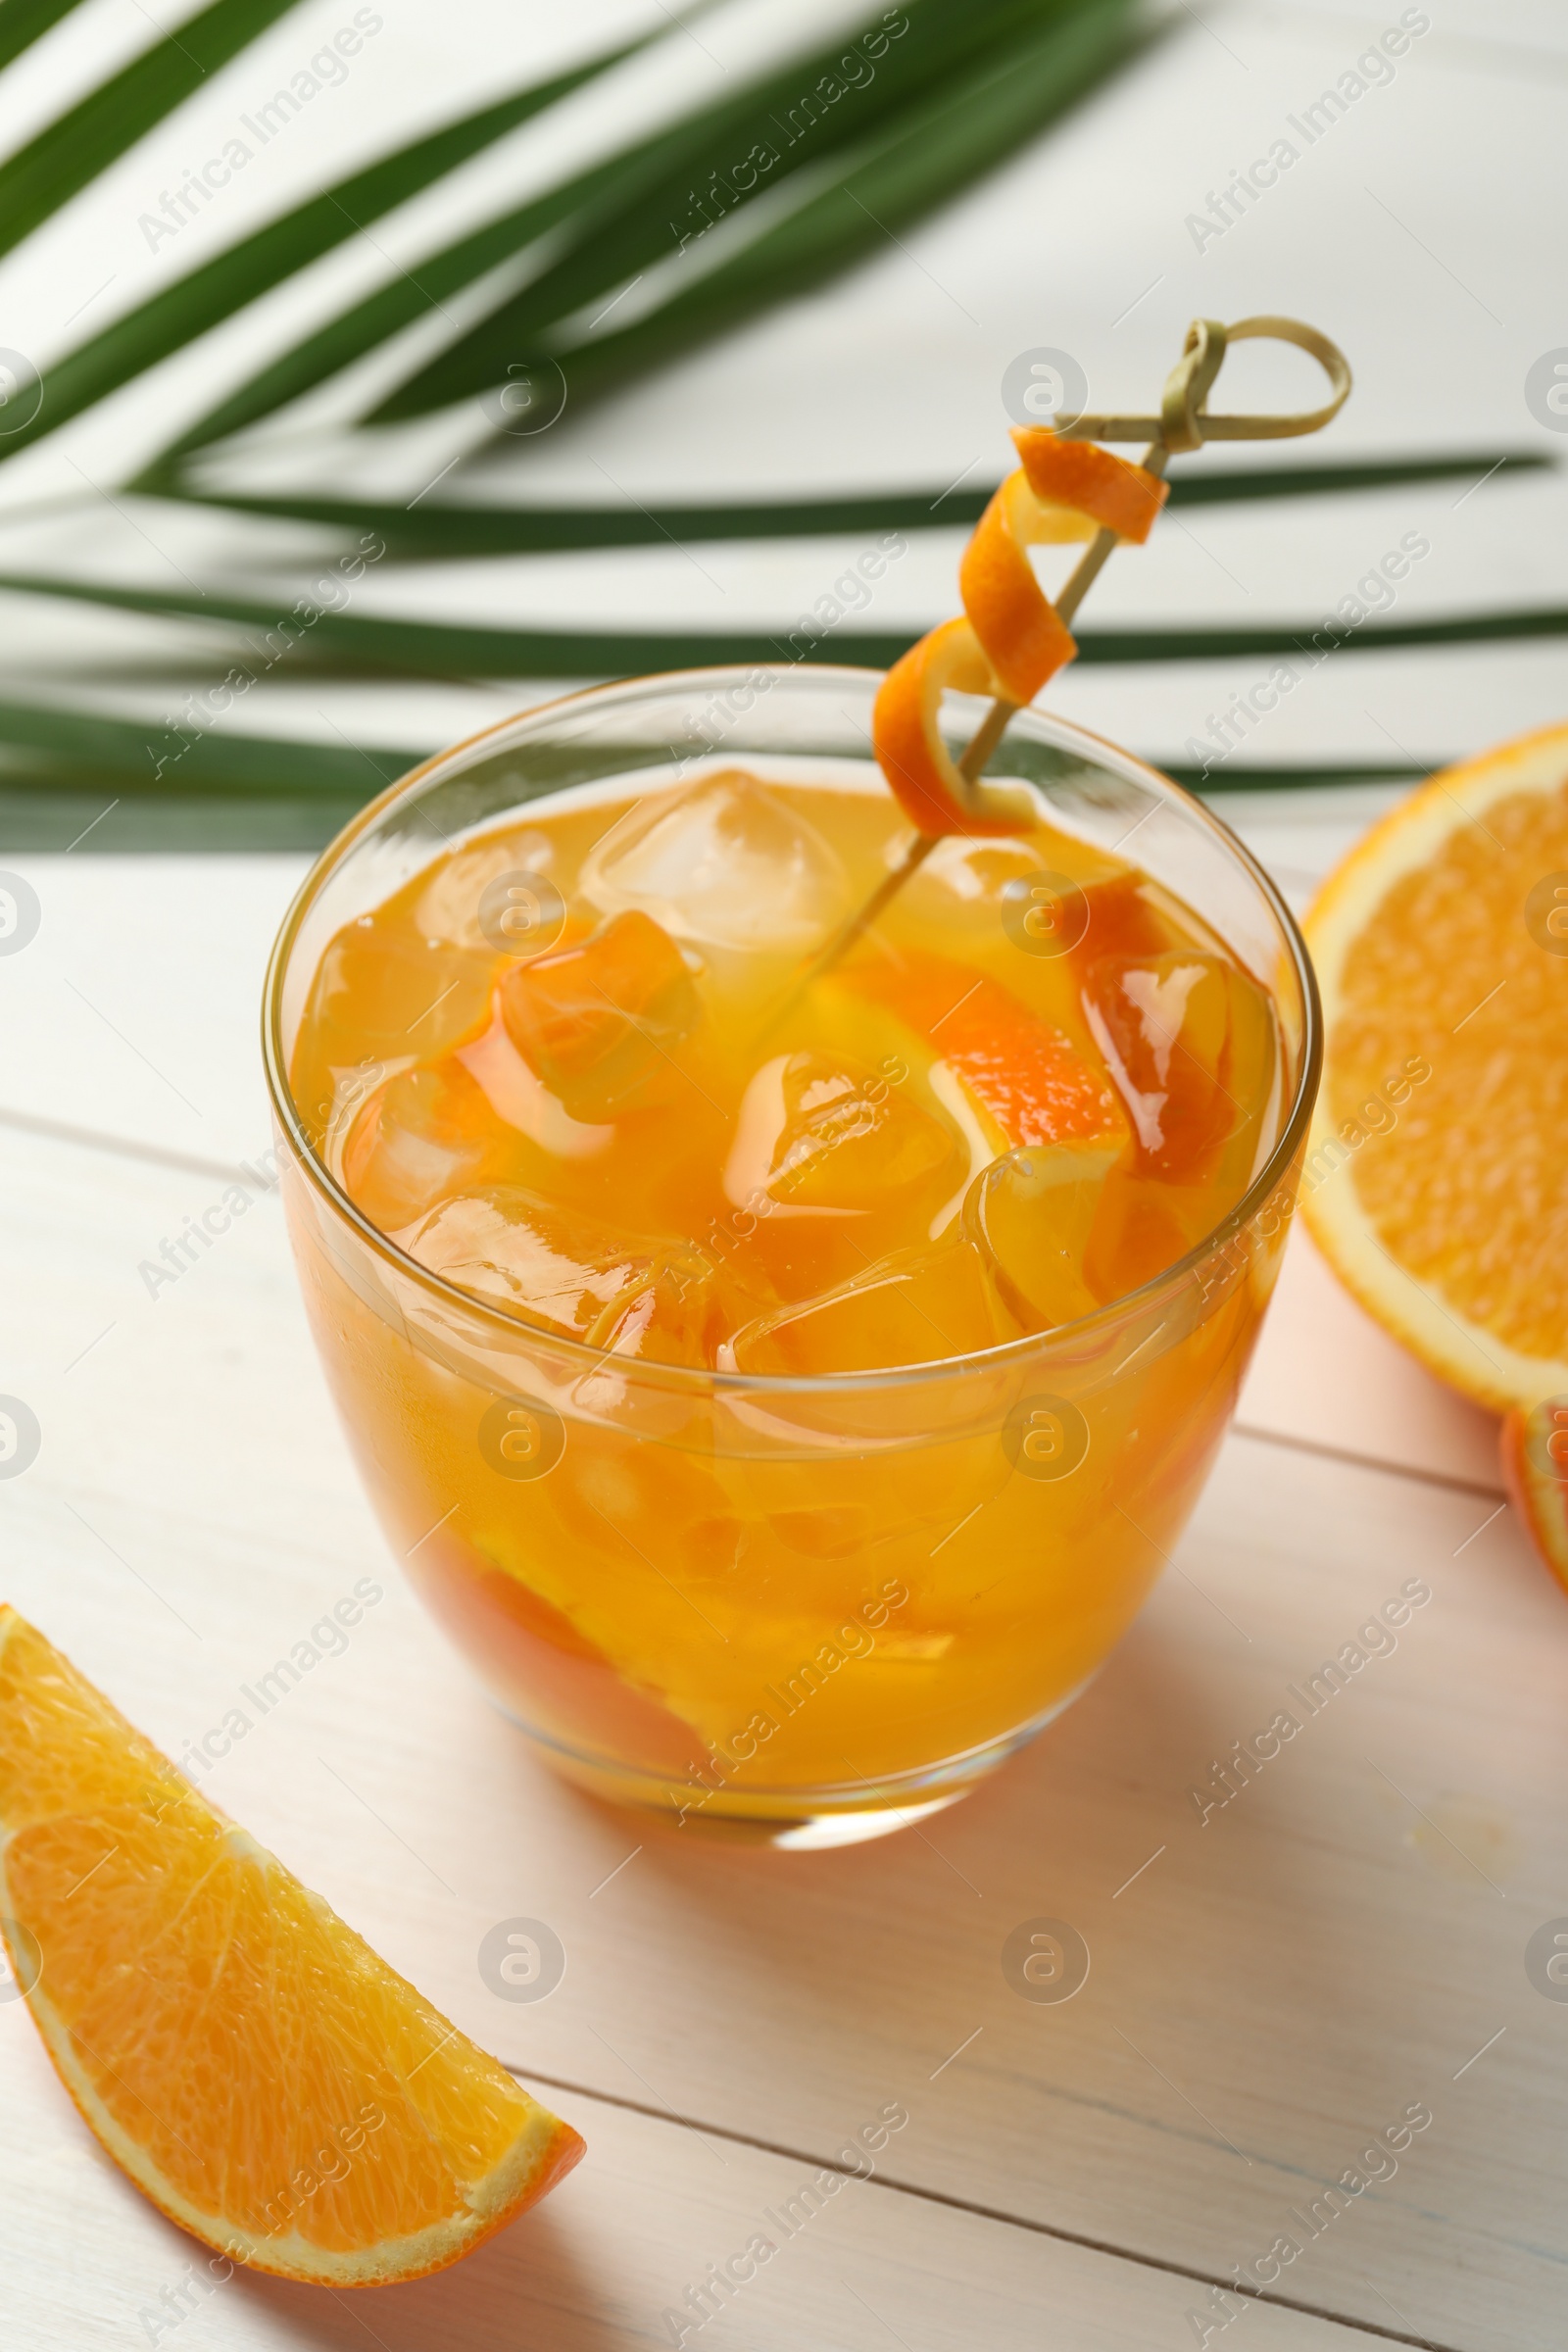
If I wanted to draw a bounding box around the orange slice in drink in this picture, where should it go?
[0,1607,583,2285]
[850,953,1128,1158]
[846,955,1129,1326]
[1302,722,1568,1417]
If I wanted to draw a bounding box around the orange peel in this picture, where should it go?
[872,432,1166,838]
[868,315,1350,848]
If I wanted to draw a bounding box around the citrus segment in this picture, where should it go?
[1083,949,1275,1188]
[0,1607,583,2285]
[850,953,1129,1156]
[1303,723,1568,1412]
[1499,1401,1568,1592]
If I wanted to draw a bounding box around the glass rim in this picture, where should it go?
[261,662,1322,1397]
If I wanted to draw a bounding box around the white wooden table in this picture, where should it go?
[2,1,1565,2346]
[3,827,1555,2352]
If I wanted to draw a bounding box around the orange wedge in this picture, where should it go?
[1499,1401,1568,1592]
[0,1607,583,2284]
[1302,722,1568,1416]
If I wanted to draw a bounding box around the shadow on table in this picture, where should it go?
[227,2205,611,2350]
[538,1591,1332,2082]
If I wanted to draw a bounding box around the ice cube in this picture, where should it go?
[717,1051,963,1304]
[963,1148,1103,1330]
[727,1234,1020,1376]
[414,828,556,952]
[340,1058,514,1231]
[399,1185,756,1367]
[726,1051,962,1215]
[499,909,702,1123]
[578,768,853,957]
[292,932,499,1146]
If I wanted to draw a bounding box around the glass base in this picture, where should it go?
[495,1684,1091,1847]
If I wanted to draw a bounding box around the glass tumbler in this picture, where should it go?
[263,665,1319,1847]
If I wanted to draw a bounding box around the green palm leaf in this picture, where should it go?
[0,694,417,792]
[0,689,1437,858]
[0,0,305,264]
[369,0,1067,422]
[4,566,1563,676]
[151,452,1551,559]
[154,0,1062,465]
[524,0,1147,429]
[0,0,1539,834]
[146,98,718,469]
[0,0,90,75]
[1168,760,1425,793]
[0,30,648,467]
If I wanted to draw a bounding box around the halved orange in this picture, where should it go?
[0,1606,583,2284]
[1302,722,1568,1416]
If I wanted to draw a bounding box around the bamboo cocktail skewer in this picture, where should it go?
[798,316,1350,993]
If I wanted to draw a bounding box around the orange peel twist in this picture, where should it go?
[872,427,1168,837]
[870,315,1350,843]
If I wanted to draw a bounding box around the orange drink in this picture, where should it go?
[265,668,1318,1843]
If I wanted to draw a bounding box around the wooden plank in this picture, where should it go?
[0,852,307,1168]
[1,1120,1564,2349]
[0,2029,1391,2352]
